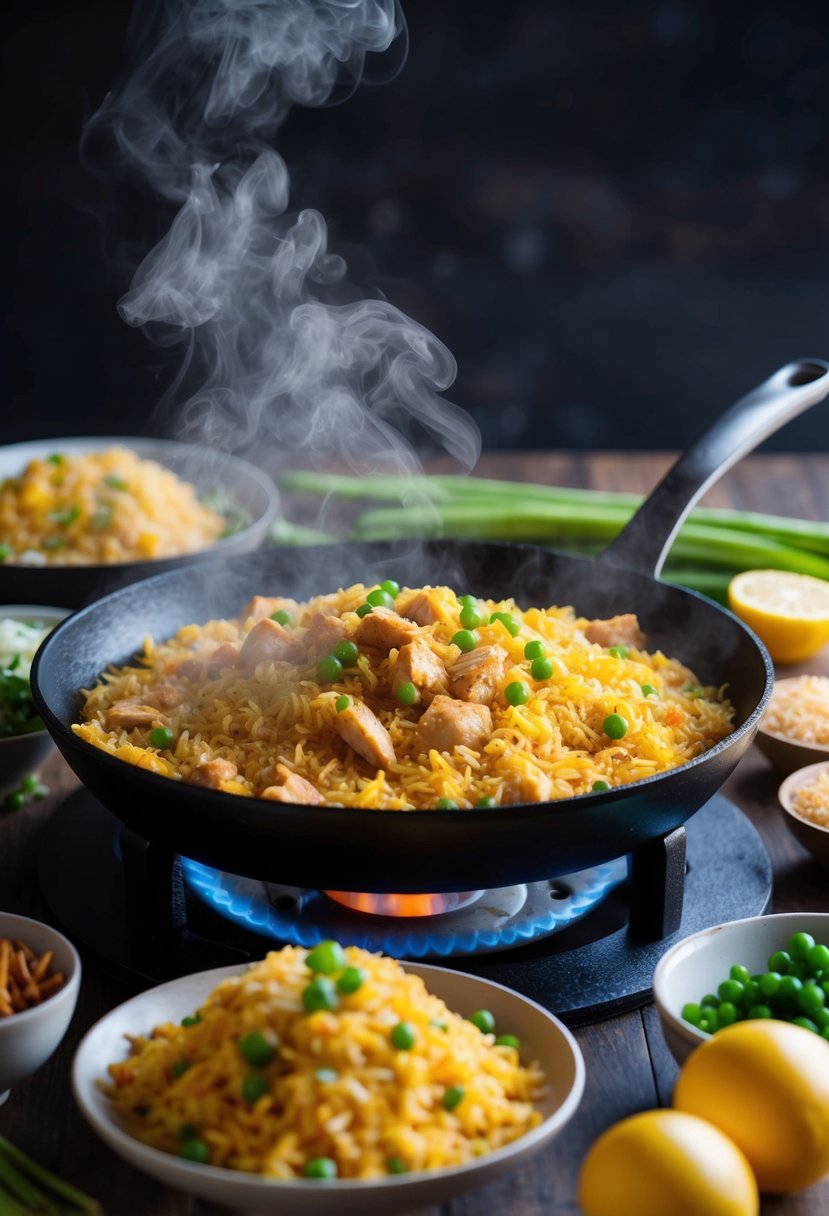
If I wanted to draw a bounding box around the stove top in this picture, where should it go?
[38,789,772,1026]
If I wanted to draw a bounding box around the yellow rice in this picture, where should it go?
[764,675,829,747]
[0,446,225,565]
[792,769,829,828]
[103,945,545,1177]
[73,583,734,808]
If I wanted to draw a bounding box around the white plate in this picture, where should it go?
[72,961,584,1215]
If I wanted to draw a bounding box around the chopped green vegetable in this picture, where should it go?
[104,474,128,491]
[494,1033,521,1050]
[386,1155,408,1174]
[237,1031,276,1067]
[47,505,79,527]
[355,603,373,619]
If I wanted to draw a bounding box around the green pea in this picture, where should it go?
[505,681,530,707]
[792,1016,819,1033]
[149,726,174,749]
[396,681,420,706]
[302,977,339,1013]
[530,656,554,681]
[798,980,826,1019]
[180,1138,210,1164]
[179,1123,197,1141]
[603,713,628,740]
[380,579,400,598]
[524,640,546,660]
[748,1004,773,1019]
[729,964,751,985]
[306,940,345,974]
[20,775,39,795]
[779,975,803,1004]
[717,979,744,1005]
[237,1031,276,1067]
[768,950,791,974]
[333,640,359,666]
[700,993,719,1008]
[270,610,292,626]
[681,1002,703,1027]
[391,1022,417,1050]
[469,1009,495,1034]
[442,1085,465,1111]
[459,603,484,630]
[698,1010,718,1033]
[336,966,366,994]
[366,588,396,610]
[305,1157,338,1179]
[335,694,350,712]
[0,545,8,563]
[5,791,25,811]
[242,1073,268,1104]
[716,1002,739,1028]
[641,684,658,698]
[475,796,497,808]
[810,944,829,973]
[181,1013,201,1028]
[436,797,458,809]
[608,644,629,659]
[742,980,761,1008]
[591,780,610,792]
[386,1156,408,1175]
[315,1068,339,1083]
[494,1033,521,1050]
[790,932,817,961]
[47,453,63,465]
[317,654,343,682]
[451,629,478,653]
[171,1058,190,1078]
[490,612,520,637]
[356,603,373,618]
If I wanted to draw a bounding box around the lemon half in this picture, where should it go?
[727,569,829,664]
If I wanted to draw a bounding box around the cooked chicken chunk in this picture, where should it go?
[305,611,349,652]
[240,595,298,625]
[188,758,239,789]
[397,587,449,627]
[333,700,396,769]
[237,617,301,670]
[353,606,418,652]
[447,645,507,705]
[261,763,324,805]
[177,643,239,681]
[104,698,164,731]
[501,765,552,805]
[583,613,646,649]
[394,637,448,705]
[415,695,492,754]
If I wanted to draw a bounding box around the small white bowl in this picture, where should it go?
[756,676,829,776]
[0,911,81,1104]
[0,605,71,795]
[778,761,829,872]
[653,911,829,1065]
[73,961,585,1215]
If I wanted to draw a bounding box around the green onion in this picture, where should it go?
[0,1137,101,1215]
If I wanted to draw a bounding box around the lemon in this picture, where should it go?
[727,569,829,663]
[673,1019,829,1193]
[578,1109,758,1216]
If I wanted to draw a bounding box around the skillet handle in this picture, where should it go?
[597,358,829,577]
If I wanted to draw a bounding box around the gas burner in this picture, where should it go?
[37,789,773,1025]
[180,858,628,958]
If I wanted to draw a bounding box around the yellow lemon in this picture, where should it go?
[673,1019,829,1193]
[578,1108,758,1216]
[727,569,829,663]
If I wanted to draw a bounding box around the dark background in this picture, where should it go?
[3,0,829,453]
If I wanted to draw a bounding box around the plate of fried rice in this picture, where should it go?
[72,580,735,809]
[72,945,584,1213]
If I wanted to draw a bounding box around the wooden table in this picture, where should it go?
[3,451,829,1215]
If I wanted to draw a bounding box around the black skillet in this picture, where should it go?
[32,359,829,893]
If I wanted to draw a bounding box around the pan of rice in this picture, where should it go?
[72,945,584,1214]
[29,360,829,889]
[0,437,279,607]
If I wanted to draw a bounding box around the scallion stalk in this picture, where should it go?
[0,1152,57,1214]
[0,1139,101,1216]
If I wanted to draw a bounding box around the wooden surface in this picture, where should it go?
[3,450,829,1215]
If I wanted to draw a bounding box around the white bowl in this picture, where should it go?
[0,605,71,795]
[73,961,585,1215]
[653,911,829,1065]
[0,911,81,1103]
[778,761,829,872]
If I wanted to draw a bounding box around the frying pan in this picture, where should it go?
[0,437,279,609]
[32,360,829,893]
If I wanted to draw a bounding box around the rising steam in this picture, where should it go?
[86,0,480,474]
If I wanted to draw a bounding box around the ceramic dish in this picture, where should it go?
[73,961,584,1215]
[755,676,829,776]
[778,760,829,871]
[0,605,71,793]
[0,437,279,608]
[653,911,829,1065]
[0,911,81,1104]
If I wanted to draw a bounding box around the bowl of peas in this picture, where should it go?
[652,912,829,1065]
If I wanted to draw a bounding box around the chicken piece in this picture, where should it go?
[397,587,449,627]
[187,758,239,789]
[501,765,552,805]
[237,617,301,671]
[177,643,239,681]
[104,698,163,731]
[583,613,646,649]
[415,695,492,755]
[305,612,349,653]
[393,636,448,706]
[353,606,419,652]
[260,763,324,805]
[240,595,298,625]
[333,700,396,769]
[148,684,182,709]
[447,645,507,705]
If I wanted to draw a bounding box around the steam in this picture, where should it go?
[86,0,480,474]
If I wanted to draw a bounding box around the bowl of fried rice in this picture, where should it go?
[0,438,279,608]
[72,944,584,1214]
